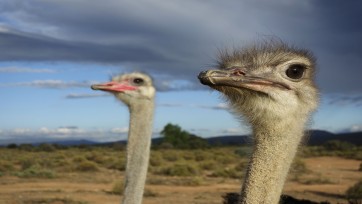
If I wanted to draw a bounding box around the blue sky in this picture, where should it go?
[0,0,361,143]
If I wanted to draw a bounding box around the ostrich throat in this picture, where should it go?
[240,113,307,204]
[123,99,154,204]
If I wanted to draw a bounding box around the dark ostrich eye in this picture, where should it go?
[133,78,144,85]
[285,64,306,80]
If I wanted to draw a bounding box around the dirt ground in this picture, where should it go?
[0,157,360,204]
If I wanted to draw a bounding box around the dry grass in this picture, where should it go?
[0,145,361,203]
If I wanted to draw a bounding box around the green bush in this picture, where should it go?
[346,180,362,203]
[75,160,99,172]
[18,144,34,151]
[234,161,248,171]
[162,151,179,162]
[144,188,157,197]
[149,152,164,167]
[211,167,242,179]
[7,143,17,149]
[323,140,355,151]
[160,163,200,176]
[107,158,126,171]
[300,175,334,185]
[234,147,252,157]
[23,198,87,204]
[36,143,56,152]
[0,160,15,171]
[20,159,37,170]
[194,150,213,162]
[110,180,124,195]
[15,165,56,178]
[290,158,310,175]
[199,160,218,171]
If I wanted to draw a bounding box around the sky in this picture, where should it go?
[0,0,362,144]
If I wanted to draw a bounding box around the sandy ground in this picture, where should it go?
[0,157,360,204]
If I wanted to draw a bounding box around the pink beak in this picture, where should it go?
[91,81,137,92]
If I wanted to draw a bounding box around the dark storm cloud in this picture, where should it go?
[0,0,361,93]
[0,31,169,63]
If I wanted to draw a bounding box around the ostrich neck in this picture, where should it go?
[240,118,306,204]
[122,99,154,204]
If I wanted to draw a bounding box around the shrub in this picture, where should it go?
[199,160,218,171]
[211,167,242,179]
[162,151,179,162]
[23,198,87,204]
[194,150,213,162]
[149,153,163,167]
[16,165,56,178]
[110,180,124,195]
[234,161,248,171]
[75,160,99,172]
[160,163,200,176]
[7,143,17,149]
[18,144,34,151]
[20,159,37,170]
[112,143,126,151]
[290,158,310,175]
[346,180,362,204]
[301,175,334,185]
[0,160,15,171]
[323,140,355,151]
[147,176,203,186]
[107,158,126,171]
[144,188,157,197]
[36,143,56,152]
[234,147,252,157]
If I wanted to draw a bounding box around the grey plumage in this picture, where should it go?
[92,72,155,204]
[199,41,319,204]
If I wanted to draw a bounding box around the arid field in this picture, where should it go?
[0,144,361,204]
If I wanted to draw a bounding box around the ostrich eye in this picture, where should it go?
[133,78,144,85]
[285,64,306,80]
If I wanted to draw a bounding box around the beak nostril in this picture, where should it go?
[233,70,246,76]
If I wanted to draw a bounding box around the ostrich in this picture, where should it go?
[198,41,319,204]
[91,72,155,204]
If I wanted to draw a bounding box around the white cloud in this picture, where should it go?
[1,80,95,89]
[350,124,362,133]
[65,93,110,99]
[110,127,128,134]
[222,128,243,134]
[12,128,32,134]
[0,126,131,143]
[195,103,229,110]
[0,67,56,73]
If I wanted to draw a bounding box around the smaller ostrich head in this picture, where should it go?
[198,41,319,127]
[91,72,155,106]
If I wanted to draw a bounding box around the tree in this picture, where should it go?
[323,140,355,151]
[159,123,208,149]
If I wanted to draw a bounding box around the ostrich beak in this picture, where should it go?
[91,81,137,92]
[198,67,291,91]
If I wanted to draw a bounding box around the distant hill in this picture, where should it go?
[0,139,98,147]
[1,130,361,147]
[205,130,362,146]
[307,130,362,145]
[45,139,98,146]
